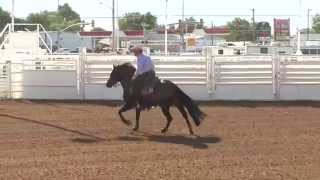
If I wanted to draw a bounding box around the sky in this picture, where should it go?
[1,0,320,32]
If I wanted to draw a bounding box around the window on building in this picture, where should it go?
[301,49,308,55]
[310,49,317,55]
[260,47,268,54]
[234,49,241,55]
[218,49,224,55]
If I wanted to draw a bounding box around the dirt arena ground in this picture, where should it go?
[0,100,320,180]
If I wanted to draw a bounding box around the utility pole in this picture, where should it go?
[116,0,120,51]
[11,0,15,32]
[165,0,168,56]
[211,21,214,46]
[296,0,302,55]
[112,0,115,52]
[307,8,312,40]
[57,0,60,9]
[181,0,185,52]
[252,8,256,42]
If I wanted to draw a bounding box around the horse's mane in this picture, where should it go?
[120,62,136,70]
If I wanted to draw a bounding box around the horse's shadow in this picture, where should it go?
[117,132,221,149]
[71,138,102,144]
[0,113,106,143]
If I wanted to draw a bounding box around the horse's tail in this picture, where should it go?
[176,87,206,126]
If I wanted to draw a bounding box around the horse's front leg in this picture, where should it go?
[133,107,141,131]
[118,103,135,126]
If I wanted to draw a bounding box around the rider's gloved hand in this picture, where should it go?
[132,74,137,80]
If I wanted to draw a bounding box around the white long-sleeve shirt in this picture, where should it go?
[135,54,154,76]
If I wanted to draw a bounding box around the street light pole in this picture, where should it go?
[165,0,168,56]
[181,0,185,52]
[252,8,256,42]
[307,8,312,40]
[112,0,115,52]
[98,0,116,52]
[116,0,120,51]
[296,0,302,55]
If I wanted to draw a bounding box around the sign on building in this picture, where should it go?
[274,19,290,41]
[187,37,196,48]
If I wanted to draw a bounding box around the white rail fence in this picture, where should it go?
[0,61,11,99]
[1,53,320,101]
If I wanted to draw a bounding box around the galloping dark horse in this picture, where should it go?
[106,63,206,135]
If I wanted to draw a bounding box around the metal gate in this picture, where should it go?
[0,61,11,99]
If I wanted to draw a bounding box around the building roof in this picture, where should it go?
[78,27,232,39]
[157,29,177,34]
[124,30,144,36]
[204,27,229,34]
[79,30,144,39]
[79,31,112,37]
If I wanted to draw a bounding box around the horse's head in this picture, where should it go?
[106,63,136,88]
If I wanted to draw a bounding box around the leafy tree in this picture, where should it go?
[312,14,320,33]
[255,21,271,38]
[119,12,143,30]
[184,17,196,32]
[25,3,81,32]
[226,18,254,41]
[197,19,204,29]
[143,12,157,30]
[26,11,50,29]
[0,7,25,30]
[58,3,80,22]
[177,17,198,34]
[118,12,157,31]
[0,7,11,30]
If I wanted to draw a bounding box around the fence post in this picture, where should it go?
[211,55,216,94]
[6,61,12,99]
[272,54,280,99]
[205,47,210,89]
[78,47,86,100]
[205,47,214,97]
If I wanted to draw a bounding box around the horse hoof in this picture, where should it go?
[161,129,167,134]
[133,127,139,131]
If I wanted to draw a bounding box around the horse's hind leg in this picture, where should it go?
[176,104,194,135]
[118,103,134,126]
[160,106,173,133]
[133,108,141,131]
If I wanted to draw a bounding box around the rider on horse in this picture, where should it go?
[131,46,157,108]
[106,51,206,133]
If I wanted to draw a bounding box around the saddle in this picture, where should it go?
[140,77,161,109]
[128,73,160,110]
[141,77,160,95]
